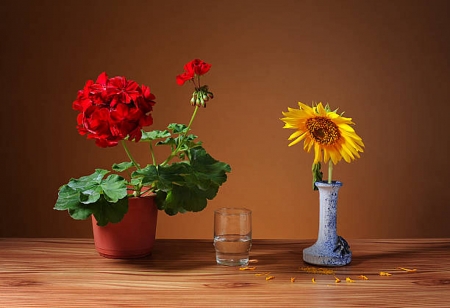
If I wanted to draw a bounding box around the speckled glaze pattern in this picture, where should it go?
[303,181,352,266]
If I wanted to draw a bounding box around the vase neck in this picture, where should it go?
[316,182,342,244]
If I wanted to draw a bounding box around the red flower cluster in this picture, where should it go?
[73,72,156,147]
[176,59,212,86]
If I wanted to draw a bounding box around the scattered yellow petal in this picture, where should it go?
[299,266,335,275]
[312,277,316,283]
[248,259,258,263]
[265,275,275,281]
[346,277,355,283]
[397,267,417,273]
[239,266,256,271]
[334,276,341,283]
[290,277,296,283]
[358,275,369,280]
[379,272,392,276]
[255,272,270,276]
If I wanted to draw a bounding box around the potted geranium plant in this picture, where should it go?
[54,59,231,258]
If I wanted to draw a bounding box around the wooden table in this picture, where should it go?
[1,238,449,307]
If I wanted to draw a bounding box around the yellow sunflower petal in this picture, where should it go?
[339,143,355,163]
[304,138,314,152]
[329,147,341,165]
[313,143,322,163]
[338,123,356,133]
[287,130,304,140]
[298,102,314,113]
[323,148,330,163]
[316,103,327,115]
[288,136,303,147]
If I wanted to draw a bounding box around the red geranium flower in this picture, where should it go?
[73,72,156,148]
[176,59,212,85]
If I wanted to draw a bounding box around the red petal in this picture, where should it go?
[96,72,108,85]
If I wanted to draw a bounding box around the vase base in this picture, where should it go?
[303,245,351,267]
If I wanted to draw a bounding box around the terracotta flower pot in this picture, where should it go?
[91,195,158,259]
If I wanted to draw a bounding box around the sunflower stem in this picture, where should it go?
[328,160,333,184]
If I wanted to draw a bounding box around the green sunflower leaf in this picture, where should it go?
[312,162,323,190]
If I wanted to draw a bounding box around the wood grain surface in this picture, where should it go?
[1,238,449,307]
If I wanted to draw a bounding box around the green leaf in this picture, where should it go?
[155,164,188,190]
[101,174,127,202]
[141,130,171,141]
[312,162,323,190]
[154,146,231,215]
[54,185,80,210]
[68,206,94,220]
[160,185,208,214]
[132,164,159,186]
[67,169,109,190]
[132,164,187,191]
[167,123,189,134]
[54,169,128,225]
[130,177,143,186]
[112,162,135,172]
[155,137,176,147]
[79,186,102,204]
[189,147,231,187]
[91,196,128,226]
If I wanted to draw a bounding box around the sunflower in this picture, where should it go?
[281,102,364,165]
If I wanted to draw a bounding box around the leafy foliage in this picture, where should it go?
[54,169,128,226]
[133,146,231,215]
[54,123,231,224]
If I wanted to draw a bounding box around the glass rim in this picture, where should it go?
[214,207,251,216]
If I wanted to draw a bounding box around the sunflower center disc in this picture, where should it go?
[306,117,340,145]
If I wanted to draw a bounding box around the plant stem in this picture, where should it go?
[328,160,333,184]
[186,105,199,133]
[121,140,140,170]
[149,142,156,166]
[161,105,200,166]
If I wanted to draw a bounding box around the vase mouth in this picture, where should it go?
[315,181,343,187]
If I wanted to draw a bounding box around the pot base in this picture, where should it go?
[92,196,158,259]
[96,249,152,259]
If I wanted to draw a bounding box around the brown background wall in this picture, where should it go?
[1,0,449,239]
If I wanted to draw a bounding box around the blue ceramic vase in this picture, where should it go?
[303,181,351,266]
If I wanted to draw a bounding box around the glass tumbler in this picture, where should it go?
[214,208,252,266]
